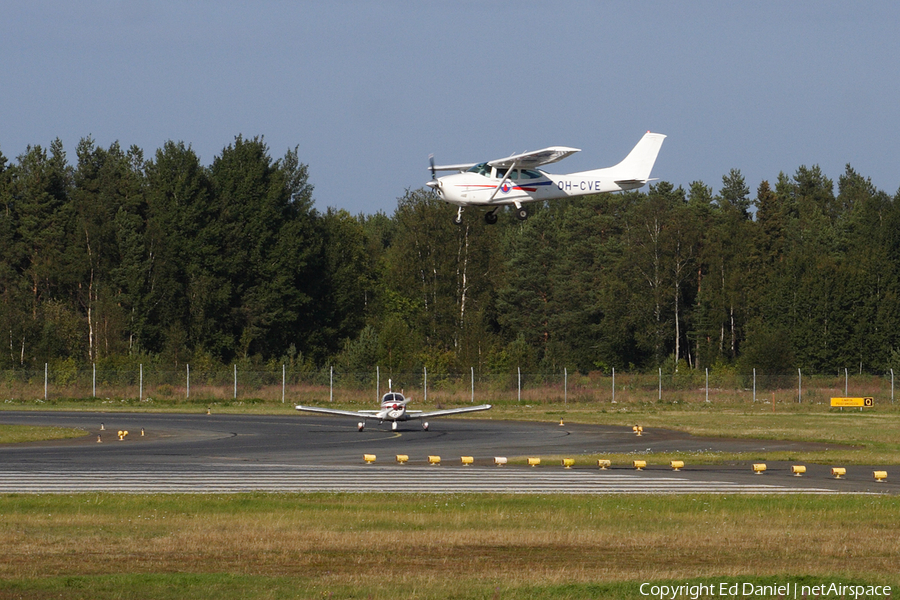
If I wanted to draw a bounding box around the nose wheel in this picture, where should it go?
[454,206,464,225]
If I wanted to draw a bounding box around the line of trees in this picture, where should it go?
[2,136,899,380]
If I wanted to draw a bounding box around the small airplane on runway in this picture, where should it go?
[295,386,491,431]
[427,131,666,224]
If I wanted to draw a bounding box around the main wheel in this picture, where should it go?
[484,211,498,225]
[515,207,528,221]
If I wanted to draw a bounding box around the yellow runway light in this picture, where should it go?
[874,471,887,482]
[395,454,408,464]
[632,425,643,436]
[791,465,806,477]
[363,454,376,464]
[752,463,766,474]
[527,457,541,467]
[670,460,684,471]
[460,456,474,466]
[561,458,575,469]
[597,459,611,470]
[832,467,846,479]
[632,460,647,471]
[428,455,441,465]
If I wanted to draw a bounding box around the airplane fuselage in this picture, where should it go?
[435,170,643,207]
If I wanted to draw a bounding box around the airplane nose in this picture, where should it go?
[392,404,399,410]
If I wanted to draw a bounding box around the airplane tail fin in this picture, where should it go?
[609,131,666,184]
[576,132,666,187]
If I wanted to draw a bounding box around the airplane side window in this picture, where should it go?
[521,169,542,179]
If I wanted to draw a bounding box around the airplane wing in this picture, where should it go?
[430,161,477,172]
[488,147,580,170]
[409,404,492,419]
[295,405,381,419]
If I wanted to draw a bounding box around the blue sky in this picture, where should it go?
[2,2,898,215]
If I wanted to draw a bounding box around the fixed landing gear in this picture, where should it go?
[454,206,464,225]
[484,209,499,225]
[515,206,529,221]
[423,422,429,431]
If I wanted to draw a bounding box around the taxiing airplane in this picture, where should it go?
[427,131,666,224]
[295,388,491,431]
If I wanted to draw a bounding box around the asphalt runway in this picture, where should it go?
[0,411,895,494]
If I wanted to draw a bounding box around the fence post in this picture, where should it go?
[376,366,380,400]
[658,367,662,401]
[282,363,285,403]
[471,366,474,403]
[753,368,756,402]
[140,363,143,401]
[44,363,47,400]
[233,364,237,399]
[186,364,190,399]
[564,367,568,406]
[330,366,333,402]
[424,366,427,404]
[92,363,96,398]
[517,367,521,403]
[798,368,802,403]
[612,367,615,403]
[705,367,709,402]
[891,368,895,404]
[845,367,848,396]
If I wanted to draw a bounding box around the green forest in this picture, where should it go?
[2,135,899,380]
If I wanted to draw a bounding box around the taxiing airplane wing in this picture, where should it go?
[294,405,374,419]
[411,404,492,419]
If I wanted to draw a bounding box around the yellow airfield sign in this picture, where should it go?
[830,397,874,408]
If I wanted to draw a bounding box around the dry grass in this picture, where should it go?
[0,424,85,444]
[2,493,899,588]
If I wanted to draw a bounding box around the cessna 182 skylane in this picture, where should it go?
[296,385,491,431]
[427,131,666,224]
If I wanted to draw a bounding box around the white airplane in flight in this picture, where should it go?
[427,131,666,224]
[296,388,491,431]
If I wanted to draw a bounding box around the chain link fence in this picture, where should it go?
[1,365,896,405]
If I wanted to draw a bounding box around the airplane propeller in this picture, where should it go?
[426,155,442,194]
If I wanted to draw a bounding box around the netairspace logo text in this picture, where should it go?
[639,581,892,599]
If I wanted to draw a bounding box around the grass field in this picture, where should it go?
[0,493,897,599]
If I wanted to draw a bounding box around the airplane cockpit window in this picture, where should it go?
[382,393,404,403]
[467,163,491,177]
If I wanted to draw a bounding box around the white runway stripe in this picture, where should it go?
[0,465,842,494]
